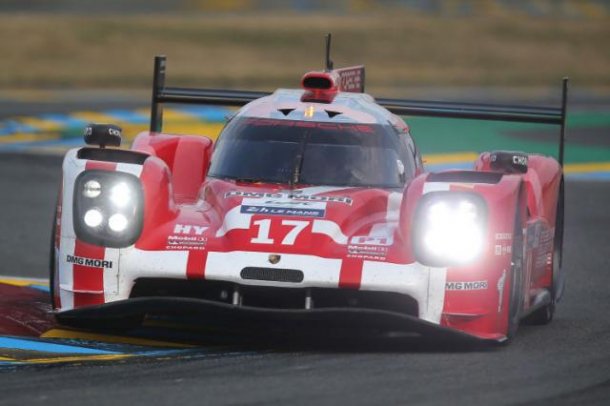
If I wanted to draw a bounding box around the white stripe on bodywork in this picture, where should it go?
[363,191,403,242]
[292,186,355,196]
[205,251,342,287]
[386,191,403,222]
[116,248,190,301]
[61,148,87,240]
[311,220,349,245]
[103,248,121,301]
[58,237,75,309]
[216,205,253,237]
[360,260,447,324]
[426,266,448,323]
[116,162,144,177]
[423,182,451,194]
[57,149,86,310]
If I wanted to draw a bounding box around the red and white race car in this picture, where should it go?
[50,43,568,343]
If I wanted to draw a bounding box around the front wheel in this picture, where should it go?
[523,179,563,325]
[505,202,525,341]
[49,210,58,309]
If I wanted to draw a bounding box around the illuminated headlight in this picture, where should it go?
[108,213,128,232]
[83,209,103,228]
[73,170,144,248]
[83,180,101,198]
[412,192,487,267]
[109,182,131,208]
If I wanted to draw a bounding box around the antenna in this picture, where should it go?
[325,33,333,71]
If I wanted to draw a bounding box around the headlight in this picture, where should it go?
[73,170,144,248]
[83,209,104,228]
[412,192,487,267]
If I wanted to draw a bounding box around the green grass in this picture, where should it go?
[0,13,609,92]
[410,112,610,163]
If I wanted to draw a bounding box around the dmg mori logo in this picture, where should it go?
[66,254,113,268]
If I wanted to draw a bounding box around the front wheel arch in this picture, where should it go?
[523,177,563,325]
[505,184,525,341]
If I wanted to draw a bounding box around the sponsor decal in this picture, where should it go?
[495,233,512,241]
[336,66,365,92]
[166,235,207,251]
[497,269,507,313]
[347,244,388,260]
[225,190,353,205]
[350,235,393,246]
[347,254,387,261]
[445,280,488,291]
[66,254,112,268]
[512,155,528,166]
[240,198,327,218]
[494,244,512,256]
[173,224,208,235]
[167,225,209,250]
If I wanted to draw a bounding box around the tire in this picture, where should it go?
[523,179,563,325]
[49,208,58,309]
[524,299,555,325]
[506,202,524,341]
[553,178,566,302]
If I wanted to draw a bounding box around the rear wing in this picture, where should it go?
[149,55,568,166]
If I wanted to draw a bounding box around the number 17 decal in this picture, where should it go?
[251,219,309,245]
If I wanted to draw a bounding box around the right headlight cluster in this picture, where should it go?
[73,170,144,248]
[412,191,488,267]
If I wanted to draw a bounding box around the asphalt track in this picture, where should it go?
[0,152,609,405]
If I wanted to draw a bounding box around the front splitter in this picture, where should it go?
[56,296,497,345]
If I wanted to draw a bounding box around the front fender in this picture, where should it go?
[399,171,524,340]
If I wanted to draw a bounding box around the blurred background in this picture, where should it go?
[2,0,609,91]
[0,0,608,174]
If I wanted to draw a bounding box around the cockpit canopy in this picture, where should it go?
[208,117,414,188]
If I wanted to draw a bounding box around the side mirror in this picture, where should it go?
[84,123,122,148]
[489,151,528,174]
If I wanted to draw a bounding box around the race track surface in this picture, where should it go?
[0,154,609,405]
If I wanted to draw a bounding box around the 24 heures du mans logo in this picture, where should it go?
[66,255,113,268]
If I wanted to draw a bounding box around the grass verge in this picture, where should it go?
[0,13,609,92]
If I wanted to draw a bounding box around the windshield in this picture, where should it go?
[208,117,411,188]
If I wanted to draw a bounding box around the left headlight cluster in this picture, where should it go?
[73,170,144,248]
[412,191,488,267]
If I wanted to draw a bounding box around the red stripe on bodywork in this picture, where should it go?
[73,160,117,307]
[86,161,117,172]
[72,240,106,306]
[187,251,208,279]
[339,257,363,289]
